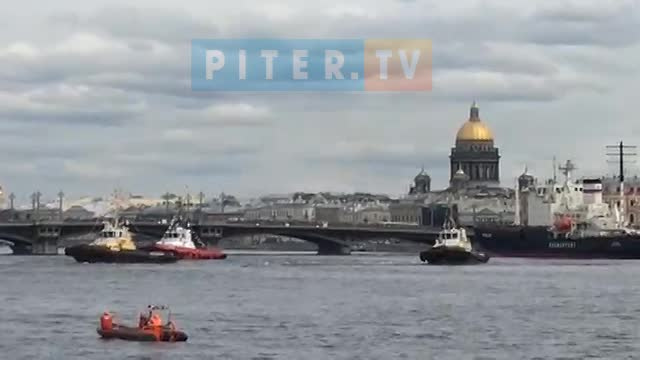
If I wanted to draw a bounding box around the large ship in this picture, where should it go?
[473,225,639,259]
[472,160,640,259]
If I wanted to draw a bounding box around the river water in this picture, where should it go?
[0,253,639,359]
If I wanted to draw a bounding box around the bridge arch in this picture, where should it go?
[0,233,34,254]
[194,227,352,255]
[0,233,33,246]
[129,223,352,254]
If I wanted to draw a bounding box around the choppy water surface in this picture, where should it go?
[0,254,639,359]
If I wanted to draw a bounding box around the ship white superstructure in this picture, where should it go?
[520,160,629,232]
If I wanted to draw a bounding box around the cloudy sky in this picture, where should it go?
[0,0,639,203]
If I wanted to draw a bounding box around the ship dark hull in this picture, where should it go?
[473,226,640,259]
[65,245,179,264]
[420,248,490,265]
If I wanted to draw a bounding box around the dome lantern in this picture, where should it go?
[469,100,479,121]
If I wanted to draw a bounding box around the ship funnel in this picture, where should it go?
[582,178,602,205]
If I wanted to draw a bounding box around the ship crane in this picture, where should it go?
[606,141,637,229]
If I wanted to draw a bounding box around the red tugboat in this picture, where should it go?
[152,220,227,260]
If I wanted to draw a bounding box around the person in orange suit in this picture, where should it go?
[148,313,162,327]
[100,312,113,331]
[138,305,154,328]
[147,313,163,340]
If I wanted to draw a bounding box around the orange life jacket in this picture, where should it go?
[100,312,113,331]
[147,314,163,341]
[148,314,162,327]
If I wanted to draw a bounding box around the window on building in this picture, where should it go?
[630,200,635,207]
[629,213,635,225]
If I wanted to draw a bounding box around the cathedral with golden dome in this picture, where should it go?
[449,102,500,187]
[400,102,512,227]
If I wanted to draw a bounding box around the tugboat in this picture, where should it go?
[420,212,490,265]
[65,221,178,264]
[151,219,227,260]
[97,305,188,342]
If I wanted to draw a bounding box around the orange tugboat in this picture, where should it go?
[97,305,188,342]
[152,220,227,260]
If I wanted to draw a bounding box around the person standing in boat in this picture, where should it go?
[138,305,153,328]
[148,313,162,327]
[100,312,113,331]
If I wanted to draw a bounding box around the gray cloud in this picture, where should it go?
[48,6,220,44]
[0,0,639,200]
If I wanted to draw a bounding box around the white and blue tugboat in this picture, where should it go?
[420,213,490,265]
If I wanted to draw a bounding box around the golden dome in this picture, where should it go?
[456,102,494,142]
[456,120,494,141]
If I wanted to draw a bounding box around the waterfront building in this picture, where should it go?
[356,206,391,224]
[602,175,640,229]
[452,195,515,226]
[314,205,343,224]
[0,206,60,222]
[449,102,500,187]
[242,192,394,224]
[62,205,95,220]
[389,202,426,225]
[243,203,316,222]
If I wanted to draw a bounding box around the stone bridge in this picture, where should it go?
[0,221,446,255]
[0,222,105,255]
[132,222,443,255]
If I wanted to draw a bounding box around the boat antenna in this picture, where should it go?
[107,188,122,227]
[444,193,456,229]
